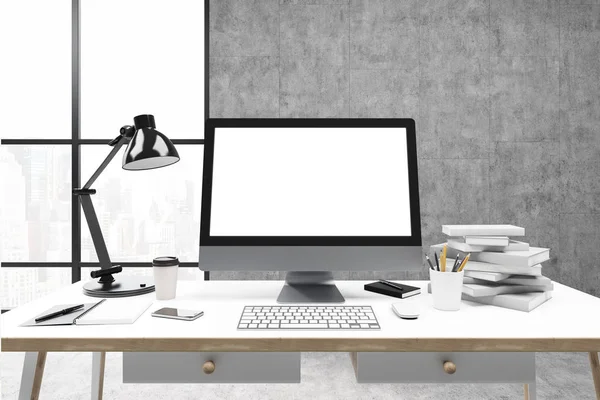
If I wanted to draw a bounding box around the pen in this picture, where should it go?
[451,259,461,272]
[35,304,85,323]
[378,280,406,291]
[451,253,461,272]
[451,258,460,272]
[434,252,440,271]
[425,255,435,270]
[457,253,471,272]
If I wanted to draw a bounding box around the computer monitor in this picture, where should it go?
[200,119,422,303]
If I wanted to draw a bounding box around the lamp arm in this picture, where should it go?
[73,125,135,274]
[82,132,131,190]
[79,194,113,271]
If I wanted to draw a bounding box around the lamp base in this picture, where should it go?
[83,276,155,298]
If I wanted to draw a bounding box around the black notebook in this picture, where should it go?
[364,281,421,299]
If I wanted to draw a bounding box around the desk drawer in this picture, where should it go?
[351,352,535,384]
[123,352,300,383]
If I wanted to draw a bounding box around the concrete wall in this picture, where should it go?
[208,0,600,296]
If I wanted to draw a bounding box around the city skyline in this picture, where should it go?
[1,145,203,308]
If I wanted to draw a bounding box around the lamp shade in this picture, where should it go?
[122,114,180,171]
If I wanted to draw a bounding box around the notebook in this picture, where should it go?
[21,297,153,327]
[76,297,153,325]
[364,281,421,299]
[21,300,105,327]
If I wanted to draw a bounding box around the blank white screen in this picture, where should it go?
[210,127,412,236]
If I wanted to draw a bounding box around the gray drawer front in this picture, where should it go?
[352,352,535,384]
[123,352,301,383]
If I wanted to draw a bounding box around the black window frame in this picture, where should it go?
[0,0,210,284]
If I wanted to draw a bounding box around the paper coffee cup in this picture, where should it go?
[153,256,179,300]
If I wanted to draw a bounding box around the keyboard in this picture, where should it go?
[237,305,380,330]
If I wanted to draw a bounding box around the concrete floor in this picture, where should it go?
[1,352,597,399]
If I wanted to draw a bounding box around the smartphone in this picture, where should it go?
[151,307,204,321]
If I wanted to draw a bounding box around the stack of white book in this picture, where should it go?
[430,225,553,312]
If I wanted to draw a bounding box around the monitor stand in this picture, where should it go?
[277,271,345,303]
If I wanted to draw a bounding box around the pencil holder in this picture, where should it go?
[429,267,464,311]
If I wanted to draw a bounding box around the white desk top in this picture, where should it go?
[2,280,600,352]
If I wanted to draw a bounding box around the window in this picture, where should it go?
[0,0,207,309]
[80,0,205,138]
[0,146,71,262]
[1,268,71,309]
[0,0,71,139]
[80,146,202,263]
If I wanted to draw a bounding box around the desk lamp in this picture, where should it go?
[74,114,180,297]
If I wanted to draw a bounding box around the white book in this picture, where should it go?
[427,281,552,298]
[427,278,554,297]
[464,236,509,246]
[464,270,512,282]
[463,271,552,284]
[462,291,553,312]
[470,247,550,268]
[442,224,525,237]
[448,238,529,253]
[490,275,553,287]
[462,280,554,296]
[76,297,153,325]
[426,284,553,311]
[433,243,550,268]
[463,260,543,276]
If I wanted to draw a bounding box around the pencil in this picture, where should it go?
[434,251,440,271]
[425,255,435,270]
[440,244,447,272]
[457,253,471,272]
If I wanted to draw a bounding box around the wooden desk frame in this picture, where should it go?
[8,345,600,400]
[4,280,600,400]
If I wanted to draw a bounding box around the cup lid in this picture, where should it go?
[153,256,179,266]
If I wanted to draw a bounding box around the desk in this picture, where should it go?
[2,280,600,400]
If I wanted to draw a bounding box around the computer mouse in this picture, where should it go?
[392,302,420,320]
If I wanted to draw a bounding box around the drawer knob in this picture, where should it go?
[203,360,215,375]
[443,361,456,375]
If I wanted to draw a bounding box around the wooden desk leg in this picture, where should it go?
[524,382,537,400]
[91,352,106,400]
[590,352,600,400]
[18,352,47,400]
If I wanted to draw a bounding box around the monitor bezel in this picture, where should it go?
[200,118,421,246]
